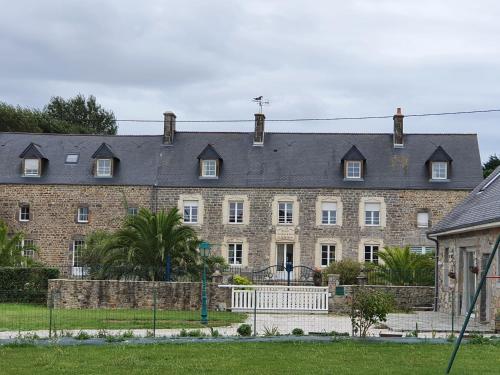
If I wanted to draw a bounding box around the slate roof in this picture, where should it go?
[197,144,223,160]
[19,143,48,160]
[341,145,366,161]
[0,131,483,189]
[429,166,500,235]
[91,143,119,160]
[427,145,453,162]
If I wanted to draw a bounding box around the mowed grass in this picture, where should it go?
[0,303,246,331]
[0,341,499,374]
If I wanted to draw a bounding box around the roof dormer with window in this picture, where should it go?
[341,145,366,181]
[426,146,452,182]
[92,143,119,178]
[197,144,222,179]
[19,143,48,177]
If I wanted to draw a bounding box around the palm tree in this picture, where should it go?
[0,220,36,267]
[104,207,201,281]
[376,246,434,286]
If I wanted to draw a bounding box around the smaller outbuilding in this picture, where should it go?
[429,166,500,328]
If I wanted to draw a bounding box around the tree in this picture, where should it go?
[376,246,434,286]
[0,220,36,267]
[483,154,500,178]
[349,288,393,337]
[45,94,117,135]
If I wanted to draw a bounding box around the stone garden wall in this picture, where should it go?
[48,279,231,311]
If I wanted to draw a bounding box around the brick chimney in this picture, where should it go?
[163,111,176,144]
[253,113,265,146]
[393,107,404,148]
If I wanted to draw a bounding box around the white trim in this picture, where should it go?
[429,221,500,238]
[315,238,343,267]
[222,195,250,225]
[221,237,249,267]
[359,197,386,228]
[272,195,299,227]
[315,196,343,227]
[178,194,204,225]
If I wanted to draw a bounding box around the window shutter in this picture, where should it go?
[365,202,380,211]
[322,202,337,211]
[417,212,429,227]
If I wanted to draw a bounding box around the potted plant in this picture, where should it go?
[448,271,456,279]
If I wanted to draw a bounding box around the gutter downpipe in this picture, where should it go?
[426,233,439,312]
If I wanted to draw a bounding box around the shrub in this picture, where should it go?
[291,328,304,336]
[0,267,59,303]
[75,331,91,340]
[263,326,280,337]
[121,330,134,339]
[322,259,361,285]
[237,324,252,337]
[349,289,393,337]
[233,275,252,285]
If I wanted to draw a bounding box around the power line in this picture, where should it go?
[115,108,500,124]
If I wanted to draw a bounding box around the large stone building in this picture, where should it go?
[0,109,483,277]
[429,167,500,327]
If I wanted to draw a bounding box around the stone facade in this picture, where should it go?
[436,227,500,327]
[48,279,231,310]
[0,184,469,273]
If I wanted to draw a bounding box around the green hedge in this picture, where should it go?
[0,267,60,304]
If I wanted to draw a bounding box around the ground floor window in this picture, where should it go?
[72,240,86,276]
[364,245,379,264]
[228,243,243,265]
[321,244,335,267]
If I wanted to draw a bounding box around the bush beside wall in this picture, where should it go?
[0,267,60,303]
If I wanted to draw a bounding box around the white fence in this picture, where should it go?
[223,285,329,314]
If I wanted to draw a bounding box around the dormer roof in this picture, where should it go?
[341,145,366,161]
[19,143,48,160]
[91,143,119,160]
[197,144,222,161]
[427,146,452,163]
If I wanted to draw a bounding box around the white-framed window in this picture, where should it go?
[72,239,86,276]
[65,154,79,164]
[228,243,243,265]
[321,244,336,267]
[183,201,199,224]
[278,202,293,224]
[432,162,448,180]
[410,246,435,255]
[19,205,30,222]
[321,202,337,225]
[23,158,40,177]
[364,245,379,264]
[417,212,429,228]
[17,239,35,259]
[346,161,362,179]
[229,201,244,223]
[201,160,217,177]
[96,159,112,177]
[364,203,380,226]
[127,207,138,216]
[77,207,89,223]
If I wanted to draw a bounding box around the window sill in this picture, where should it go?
[184,222,201,226]
[95,175,113,179]
[199,176,219,179]
[343,178,364,182]
[320,223,339,226]
[19,220,30,223]
[429,179,450,182]
[277,223,295,226]
[226,222,246,225]
[77,221,89,224]
[22,175,41,178]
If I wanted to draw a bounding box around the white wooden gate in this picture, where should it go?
[224,285,329,314]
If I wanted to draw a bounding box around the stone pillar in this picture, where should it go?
[211,270,223,284]
[356,269,368,286]
[328,274,340,313]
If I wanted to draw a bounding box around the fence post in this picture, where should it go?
[48,289,54,339]
[451,289,455,333]
[253,288,257,337]
[153,285,157,338]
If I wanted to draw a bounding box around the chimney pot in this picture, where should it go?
[393,107,404,148]
[253,113,265,146]
[163,111,176,144]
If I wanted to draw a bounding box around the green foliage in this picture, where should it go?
[322,259,362,285]
[233,275,252,285]
[209,327,220,337]
[483,154,500,178]
[0,220,38,267]
[263,326,280,337]
[237,324,252,337]
[291,328,304,336]
[203,255,229,281]
[0,267,59,303]
[350,289,394,337]
[375,246,434,286]
[75,331,91,340]
[468,333,491,345]
[0,95,116,135]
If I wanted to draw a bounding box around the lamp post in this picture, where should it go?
[199,241,211,325]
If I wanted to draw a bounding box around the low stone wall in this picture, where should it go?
[48,279,231,311]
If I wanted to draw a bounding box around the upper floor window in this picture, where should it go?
[432,162,448,180]
[229,201,244,223]
[19,205,30,222]
[364,203,380,226]
[77,207,89,223]
[321,244,336,267]
[202,160,217,177]
[417,212,429,228]
[321,202,337,225]
[127,207,138,216]
[183,201,199,224]
[24,158,40,177]
[364,245,379,264]
[278,202,293,224]
[346,161,362,179]
[228,243,243,265]
[96,159,112,177]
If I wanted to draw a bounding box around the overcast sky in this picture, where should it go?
[1,0,499,160]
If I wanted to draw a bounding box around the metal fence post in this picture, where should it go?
[153,286,157,338]
[48,290,54,338]
[253,288,257,337]
[451,289,455,333]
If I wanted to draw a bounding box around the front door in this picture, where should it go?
[276,243,294,279]
[462,251,476,315]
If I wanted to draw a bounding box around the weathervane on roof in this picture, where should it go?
[252,96,270,114]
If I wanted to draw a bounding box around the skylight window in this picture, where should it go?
[65,154,79,164]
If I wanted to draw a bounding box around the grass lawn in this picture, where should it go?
[0,341,499,374]
[0,303,246,331]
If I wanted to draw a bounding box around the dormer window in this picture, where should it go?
[202,160,217,177]
[92,143,119,178]
[197,144,222,179]
[346,161,362,179]
[341,145,366,180]
[24,158,40,177]
[426,146,452,181]
[432,162,448,180]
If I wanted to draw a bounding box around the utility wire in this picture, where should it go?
[115,108,500,124]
